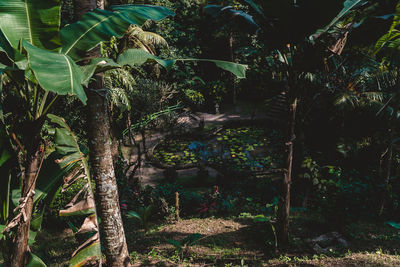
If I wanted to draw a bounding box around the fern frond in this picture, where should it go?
[334,92,359,109]
[127,26,169,50]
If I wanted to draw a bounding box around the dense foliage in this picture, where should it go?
[2,0,400,266]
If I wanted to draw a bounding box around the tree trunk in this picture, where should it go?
[379,128,394,216]
[88,75,130,266]
[10,131,43,267]
[74,0,130,266]
[277,98,297,247]
[229,31,236,105]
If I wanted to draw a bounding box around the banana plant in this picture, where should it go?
[47,114,101,267]
[0,122,17,265]
[0,1,247,265]
[0,123,68,265]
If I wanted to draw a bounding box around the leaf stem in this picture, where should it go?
[37,91,49,118]
[42,95,59,116]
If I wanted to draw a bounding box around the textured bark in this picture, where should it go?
[229,31,236,105]
[277,99,297,247]
[10,135,43,267]
[73,0,96,17]
[88,76,130,266]
[74,0,130,265]
[379,128,394,216]
[175,192,180,221]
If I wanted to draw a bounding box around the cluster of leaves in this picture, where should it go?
[210,127,282,172]
[153,126,282,172]
[298,155,391,226]
[153,139,198,166]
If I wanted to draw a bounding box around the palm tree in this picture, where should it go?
[73,1,131,265]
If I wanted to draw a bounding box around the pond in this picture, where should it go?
[152,126,283,173]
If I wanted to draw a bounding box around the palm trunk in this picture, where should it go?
[10,130,43,266]
[277,98,297,247]
[87,75,130,266]
[74,0,130,265]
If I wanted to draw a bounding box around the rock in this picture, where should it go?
[310,232,349,254]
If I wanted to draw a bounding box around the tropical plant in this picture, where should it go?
[126,204,153,232]
[386,221,400,231]
[254,197,279,250]
[0,0,247,264]
[47,114,102,266]
[204,3,259,104]
[0,126,17,264]
[166,233,203,261]
[227,0,383,246]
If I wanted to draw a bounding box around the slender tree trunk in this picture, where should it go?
[10,128,43,267]
[277,98,297,247]
[74,0,130,265]
[229,31,236,105]
[379,128,394,216]
[88,75,130,266]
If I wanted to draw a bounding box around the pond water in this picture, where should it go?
[153,126,283,172]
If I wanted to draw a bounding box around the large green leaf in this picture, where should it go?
[0,0,61,51]
[59,200,96,217]
[23,41,87,104]
[47,114,95,216]
[34,153,73,205]
[69,242,101,267]
[374,2,400,55]
[61,5,174,61]
[117,49,247,78]
[386,221,400,230]
[30,209,44,232]
[47,114,100,266]
[80,58,121,87]
[117,48,174,69]
[126,211,142,223]
[0,125,12,167]
[27,229,37,246]
[204,5,260,33]
[27,252,47,267]
[312,0,367,39]
[244,0,267,20]
[47,114,86,168]
[374,30,400,54]
[0,224,5,239]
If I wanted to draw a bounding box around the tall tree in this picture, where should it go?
[73,0,130,265]
[236,0,378,246]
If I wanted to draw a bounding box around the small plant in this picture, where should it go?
[167,233,203,261]
[254,198,279,249]
[386,221,400,234]
[126,204,153,232]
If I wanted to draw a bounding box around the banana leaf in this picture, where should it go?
[69,241,100,267]
[312,0,367,39]
[23,41,86,104]
[117,49,247,79]
[47,114,101,266]
[80,58,121,87]
[0,224,5,239]
[0,0,61,51]
[61,5,174,61]
[27,252,46,267]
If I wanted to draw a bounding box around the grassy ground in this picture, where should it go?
[9,209,398,266]
[122,211,400,266]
